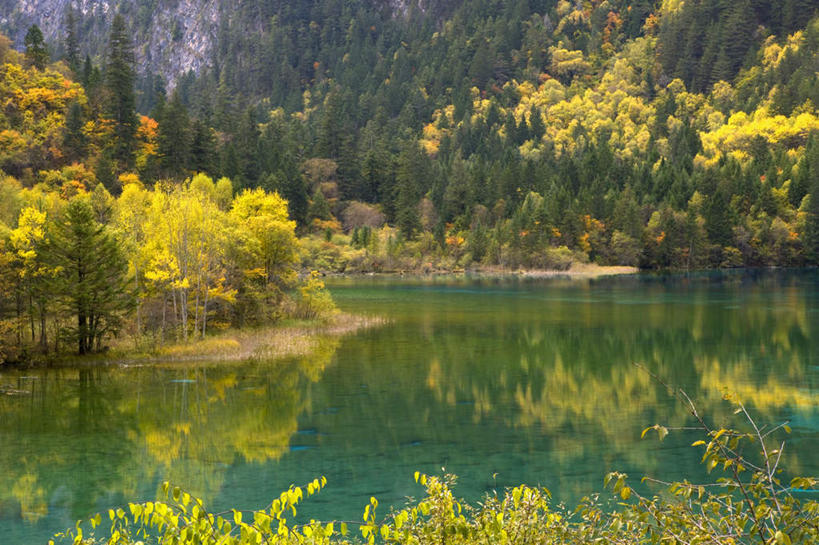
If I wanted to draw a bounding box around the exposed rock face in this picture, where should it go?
[0,0,440,86]
[0,0,221,85]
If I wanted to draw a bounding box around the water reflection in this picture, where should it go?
[0,336,340,536]
[0,271,817,544]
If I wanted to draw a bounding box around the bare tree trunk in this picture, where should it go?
[38,303,47,352]
[194,275,200,339]
[15,291,23,346]
[180,289,188,341]
[134,263,140,339]
[29,294,35,342]
[201,288,209,338]
[161,291,167,345]
[172,289,179,340]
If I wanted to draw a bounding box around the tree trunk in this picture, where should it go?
[134,263,140,340]
[78,311,87,354]
[29,294,35,342]
[201,288,209,338]
[38,303,47,352]
[180,288,188,341]
[161,291,167,345]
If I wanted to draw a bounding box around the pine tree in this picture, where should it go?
[64,7,80,73]
[24,25,48,70]
[81,55,94,88]
[45,199,131,354]
[63,100,86,162]
[528,106,545,140]
[235,108,261,187]
[104,14,137,170]
[395,142,425,240]
[95,154,117,195]
[157,91,191,179]
[705,188,732,246]
[189,119,217,175]
[804,175,819,264]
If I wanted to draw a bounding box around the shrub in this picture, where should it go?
[294,271,337,320]
[54,396,817,545]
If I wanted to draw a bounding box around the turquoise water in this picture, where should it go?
[1,270,818,544]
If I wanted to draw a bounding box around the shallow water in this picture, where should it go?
[1,270,818,544]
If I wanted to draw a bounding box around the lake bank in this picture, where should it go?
[3,313,386,370]
[316,262,639,279]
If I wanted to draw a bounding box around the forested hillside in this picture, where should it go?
[3,0,819,284]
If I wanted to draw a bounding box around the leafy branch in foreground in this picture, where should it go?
[53,397,817,545]
[605,390,818,545]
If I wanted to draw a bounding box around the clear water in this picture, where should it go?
[1,270,818,544]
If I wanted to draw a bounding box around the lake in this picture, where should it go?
[1,270,818,544]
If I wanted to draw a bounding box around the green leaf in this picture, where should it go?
[775,530,792,545]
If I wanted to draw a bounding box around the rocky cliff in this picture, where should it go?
[0,0,430,86]
[3,0,232,84]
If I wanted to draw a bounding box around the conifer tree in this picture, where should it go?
[189,119,217,175]
[45,199,131,354]
[104,14,137,170]
[24,25,48,70]
[64,7,80,73]
[804,175,819,264]
[157,91,191,179]
[63,100,86,161]
[395,142,425,239]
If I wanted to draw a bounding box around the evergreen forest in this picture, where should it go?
[4,0,819,359]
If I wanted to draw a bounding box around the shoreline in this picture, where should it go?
[7,313,386,370]
[318,263,640,279]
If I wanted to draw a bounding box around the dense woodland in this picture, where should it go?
[4,0,819,359]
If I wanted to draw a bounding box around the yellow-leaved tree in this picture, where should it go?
[230,187,299,288]
[229,187,300,324]
[142,175,234,340]
[114,180,151,339]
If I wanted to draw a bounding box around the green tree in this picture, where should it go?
[46,198,131,354]
[63,100,86,162]
[157,91,191,179]
[104,14,138,170]
[64,7,80,73]
[803,170,819,264]
[189,119,217,175]
[24,25,48,70]
[395,142,426,240]
[705,188,732,247]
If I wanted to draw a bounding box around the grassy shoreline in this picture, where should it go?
[318,262,639,279]
[2,267,632,369]
[11,313,386,369]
